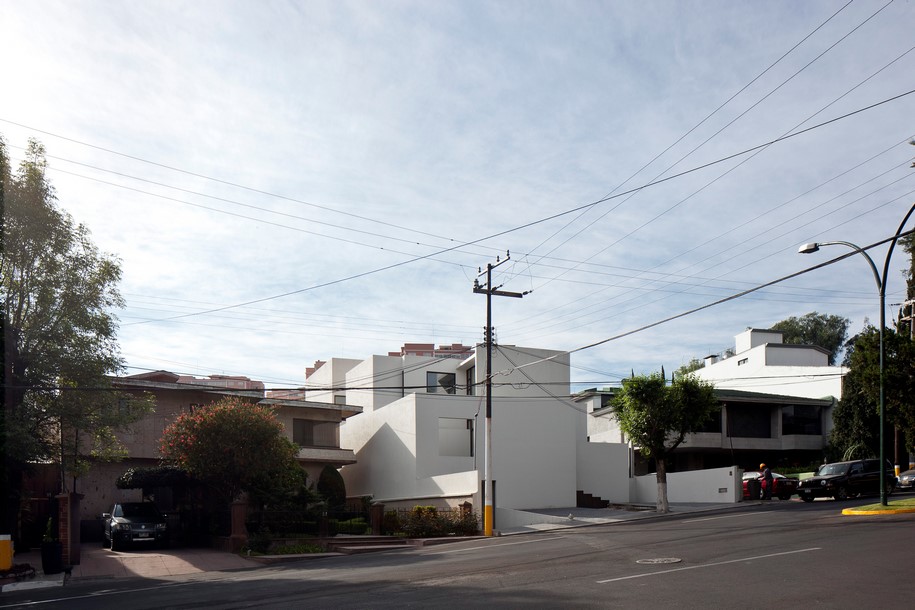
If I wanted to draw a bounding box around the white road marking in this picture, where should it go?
[428,536,566,554]
[596,547,821,584]
[683,512,765,523]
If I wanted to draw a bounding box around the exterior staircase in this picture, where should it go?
[323,535,413,555]
[576,490,610,509]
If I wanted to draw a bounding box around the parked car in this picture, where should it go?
[102,502,169,551]
[898,469,915,491]
[742,471,798,500]
[797,459,897,502]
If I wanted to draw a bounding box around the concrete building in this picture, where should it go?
[577,328,846,475]
[74,370,361,519]
[578,386,835,474]
[303,343,636,517]
[691,328,846,401]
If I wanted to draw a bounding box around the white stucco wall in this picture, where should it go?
[345,355,406,411]
[338,344,583,510]
[736,329,782,353]
[304,358,360,404]
[577,441,632,503]
[631,466,742,504]
[695,329,845,400]
[340,394,419,500]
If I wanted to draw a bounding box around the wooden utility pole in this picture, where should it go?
[473,253,524,536]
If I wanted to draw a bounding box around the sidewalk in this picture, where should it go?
[1,502,746,593]
[2,545,257,592]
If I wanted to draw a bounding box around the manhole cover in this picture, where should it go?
[636,558,682,565]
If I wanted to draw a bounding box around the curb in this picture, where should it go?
[0,572,65,593]
[841,506,915,516]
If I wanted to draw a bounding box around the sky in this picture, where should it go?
[2,0,914,391]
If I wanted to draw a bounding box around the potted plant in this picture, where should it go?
[40,518,63,575]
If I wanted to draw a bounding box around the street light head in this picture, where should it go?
[798,243,820,254]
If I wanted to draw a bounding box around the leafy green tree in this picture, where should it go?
[159,397,302,505]
[1,137,152,535]
[771,312,850,365]
[674,357,704,379]
[612,372,718,513]
[831,325,915,458]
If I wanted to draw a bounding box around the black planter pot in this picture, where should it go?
[40,541,63,575]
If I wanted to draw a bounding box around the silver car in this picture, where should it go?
[898,469,915,491]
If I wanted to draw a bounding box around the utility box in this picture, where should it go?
[0,535,12,570]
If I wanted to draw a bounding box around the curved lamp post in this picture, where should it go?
[798,202,915,506]
[798,240,887,505]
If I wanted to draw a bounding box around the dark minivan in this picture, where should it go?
[797,459,897,502]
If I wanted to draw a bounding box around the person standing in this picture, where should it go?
[760,463,773,500]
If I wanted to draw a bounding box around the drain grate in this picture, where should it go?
[636,557,682,565]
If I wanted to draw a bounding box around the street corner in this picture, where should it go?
[841,506,915,516]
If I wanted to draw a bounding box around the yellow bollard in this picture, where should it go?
[0,535,12,571]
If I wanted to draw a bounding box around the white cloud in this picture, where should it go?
[2,0,914,389]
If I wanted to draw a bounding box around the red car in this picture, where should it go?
[742,471,798,500]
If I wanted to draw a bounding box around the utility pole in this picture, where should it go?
[473,252,524,536]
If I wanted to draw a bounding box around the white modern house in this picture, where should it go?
[303,343,743,527]
[691,328,846,401]
[576,328,847,475]
[578,386,835,474]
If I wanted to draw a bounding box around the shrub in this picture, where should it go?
[270,543,325,554]
[385,506,480,537]
[246,526,272,554]
[317,465,347,509]
[334,517,370,535]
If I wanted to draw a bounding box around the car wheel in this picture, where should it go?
[800,495,814,503]
[834,486,849,500]
[111,536,122,552]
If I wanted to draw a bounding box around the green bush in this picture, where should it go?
[382,510,402,534]
[317,465,347,509]
[334,517,370,535]
[246,527,272,554]
[271,543,324,554]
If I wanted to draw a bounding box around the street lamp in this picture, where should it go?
[798,240,888,505]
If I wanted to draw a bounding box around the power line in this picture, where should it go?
[101,87,915,325]
[495,229,915,376]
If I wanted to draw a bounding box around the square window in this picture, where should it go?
[427,372,456,394]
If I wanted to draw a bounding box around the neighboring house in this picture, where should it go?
[73,370,361,519]
[691,328,846,402]
[303,343,632,518]
[578,386,835,474]
[578,328,845,475]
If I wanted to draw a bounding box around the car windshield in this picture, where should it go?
[121,504,162,520]
[817,463,850,476]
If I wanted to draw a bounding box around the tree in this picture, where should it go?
[771,312,850,365]
[830,325,915,459]
[612,372,718,513]
[317,464,347,509]
[1,137,152,536]
[159,397,302,505]
[674,357,704,379]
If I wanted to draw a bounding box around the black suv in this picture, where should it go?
[102,502,169,551]
[797,459,897,502]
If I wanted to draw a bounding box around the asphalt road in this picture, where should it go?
[4,498,913,609]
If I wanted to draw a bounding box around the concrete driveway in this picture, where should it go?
[14,544,256,582]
